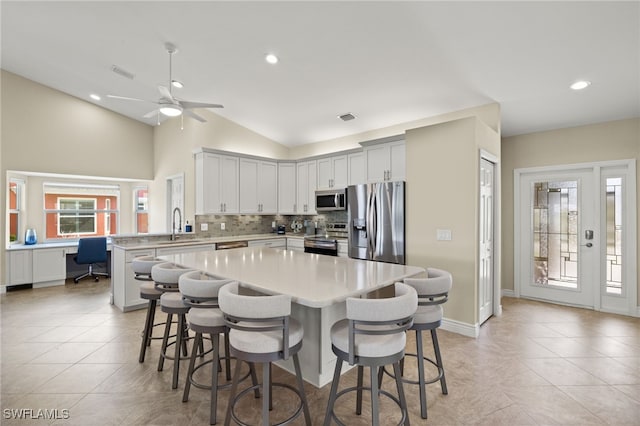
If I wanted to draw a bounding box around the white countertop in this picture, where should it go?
[158,246,424,308]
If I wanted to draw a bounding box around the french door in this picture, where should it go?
[515,161,636,315]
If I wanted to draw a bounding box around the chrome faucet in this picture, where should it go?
[171,207,182,241]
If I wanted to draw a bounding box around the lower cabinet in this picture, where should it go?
[248,238,286,249]
[338,241,348,258]
[6,250,32,286]
[286,238,304,252]
[112,247,156,312]
[32,248,67,285]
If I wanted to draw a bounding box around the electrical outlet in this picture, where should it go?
[200,223,208,231]
[437,229,452,241]
[220,222,226,230]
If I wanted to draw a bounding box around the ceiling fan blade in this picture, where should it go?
[180,101,224,109]
[183,109,207,123]
[107,94,151,103]
[143,109,160,119]
[158,85,174,101]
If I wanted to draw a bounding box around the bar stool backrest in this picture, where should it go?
[345,282,417,364]
[218,282,294,359]
[404,267,452,305]
[132,256,165,281]
[179,270,235,308]
[151,262,195,292]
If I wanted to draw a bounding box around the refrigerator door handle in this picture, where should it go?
[367,186,377,258]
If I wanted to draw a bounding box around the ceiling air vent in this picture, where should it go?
[338,112,356,122]
[111,65,135,80]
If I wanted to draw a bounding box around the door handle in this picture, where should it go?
[581,242,593,248]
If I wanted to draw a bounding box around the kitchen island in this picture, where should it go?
[159,246,424,387]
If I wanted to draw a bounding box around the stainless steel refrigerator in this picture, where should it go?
[347,181,405,264]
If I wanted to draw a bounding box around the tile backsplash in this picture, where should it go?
[195,211,348,238]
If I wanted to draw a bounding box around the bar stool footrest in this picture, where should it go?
[229,382,306,426]
[327,385,408,426]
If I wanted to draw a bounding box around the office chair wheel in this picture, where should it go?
[95,277,100,282]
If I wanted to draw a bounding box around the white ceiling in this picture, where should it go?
[2,1,638,146]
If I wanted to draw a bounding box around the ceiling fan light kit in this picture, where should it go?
[106,42,223,123]
[159,104,183,117]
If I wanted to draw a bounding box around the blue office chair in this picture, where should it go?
[73,237,110,283]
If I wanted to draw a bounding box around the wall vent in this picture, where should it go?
[111,65,135,80]
[338,112,356,121]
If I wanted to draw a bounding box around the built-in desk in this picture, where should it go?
[4,241,111,292]
[159,246,424,387]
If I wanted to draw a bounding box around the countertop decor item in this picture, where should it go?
[25,228,37,245]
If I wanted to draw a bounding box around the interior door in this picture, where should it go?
[517,168,596,307]
[478,158,494,324]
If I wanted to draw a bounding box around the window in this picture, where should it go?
[44,183,119,240]
[8,179,24,242]
[605,177,623,295]
[134,187,149,234]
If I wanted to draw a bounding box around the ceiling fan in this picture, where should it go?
[107,42,223,123]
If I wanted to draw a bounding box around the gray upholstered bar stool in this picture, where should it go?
[218,282,312,426]
[179,271,238,425]
[398,268,453,419]
[132,256,166,363]
[151,262,196,390]
[323,282,417,426]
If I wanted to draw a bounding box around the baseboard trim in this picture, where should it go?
[502,289,515,297]
[441,317,479,338]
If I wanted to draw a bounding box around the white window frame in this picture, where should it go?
[57,197,98,236]
[134,186,149,234]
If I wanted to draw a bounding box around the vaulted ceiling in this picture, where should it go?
[2,1,638,146]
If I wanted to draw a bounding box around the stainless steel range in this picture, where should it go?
[303,223,348,256]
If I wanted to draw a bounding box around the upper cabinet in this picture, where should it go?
[317,155,348,190]
[195,152,239,214]
[296,160,317,215]
[348,152,365,185]
[239,158,278,214]
[364,139,405,182]
[278,162,297,214]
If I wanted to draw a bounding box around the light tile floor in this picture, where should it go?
[1,279,639,425]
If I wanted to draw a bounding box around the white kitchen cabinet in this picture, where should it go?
[240,158,278,214]
[6,250,32,285]
[286,238,304,252]
[113,248,156,312]
[248,238,286,249]
[317,155,348,189]
[337,240,348,258]
[364,140,405,182]
[278,162,297,214]
[155,244,216,256]
[195,152,239,214]
[296,160,317,214]
[348,152,366,185]
[32,247,67,285]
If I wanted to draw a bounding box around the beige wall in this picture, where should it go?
[150,110,288,232]
[290,103,501,158]
[501,118,640,305]
[406,117,500,326]
[1,71,153,179]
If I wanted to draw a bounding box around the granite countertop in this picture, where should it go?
[110,233,306,250]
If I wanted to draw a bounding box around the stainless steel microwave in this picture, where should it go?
[315,189,346,211]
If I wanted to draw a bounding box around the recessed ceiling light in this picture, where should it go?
[90,94,101,101]
[171,80,184,89]
[570,80,591,90]
[265,54,279,64]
